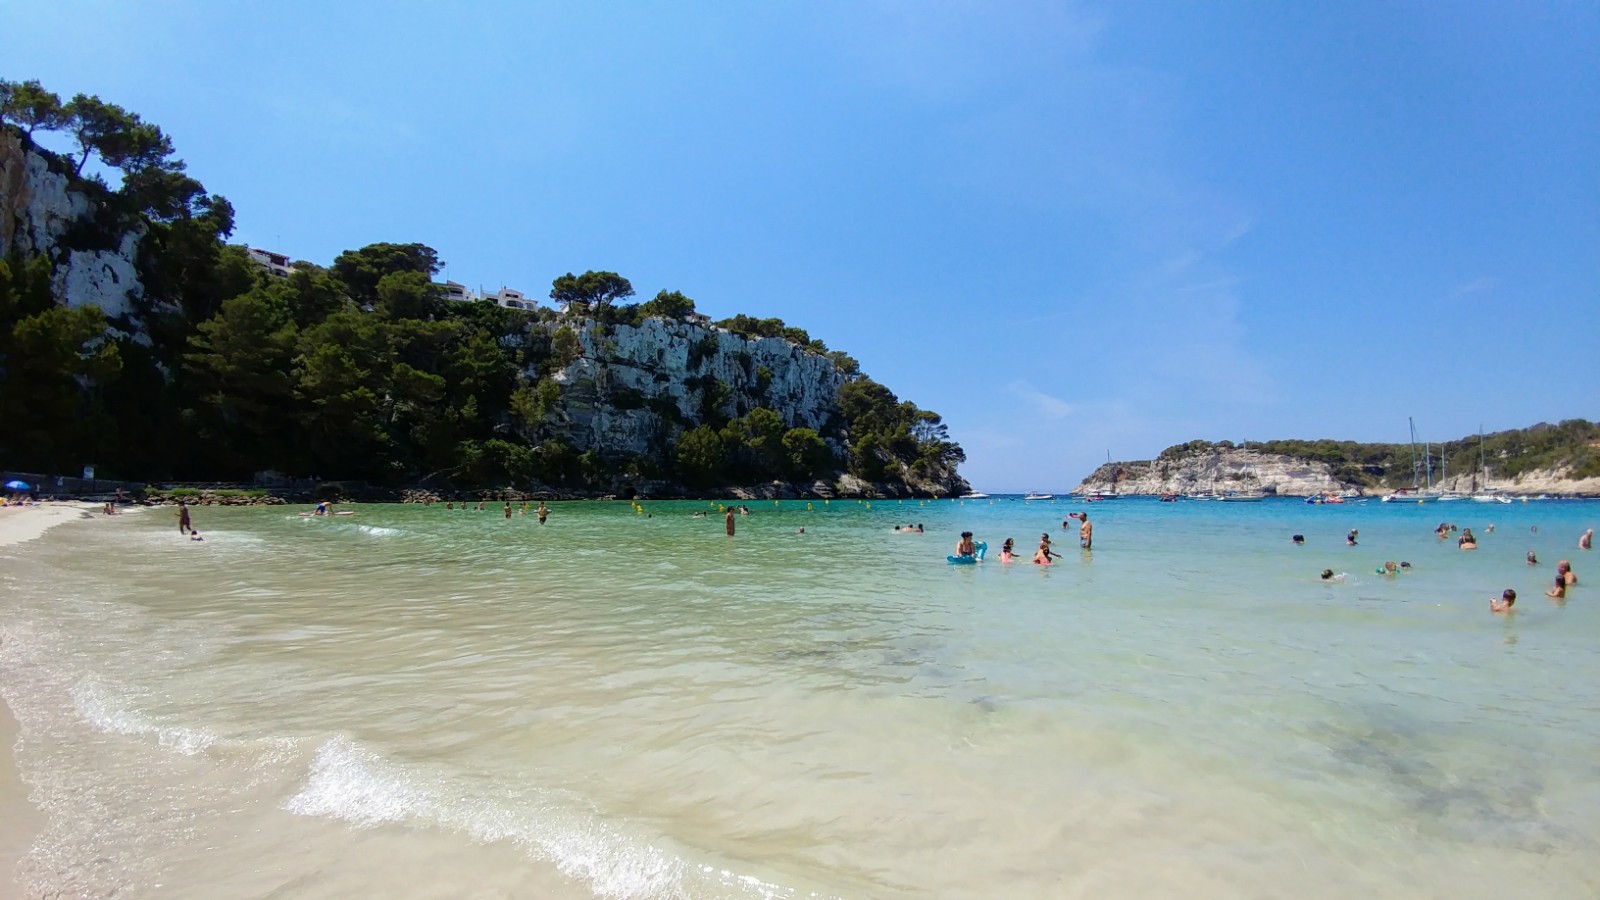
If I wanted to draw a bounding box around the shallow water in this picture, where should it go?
[3,497,1599,898]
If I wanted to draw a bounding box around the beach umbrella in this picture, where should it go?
[4,480,30,490]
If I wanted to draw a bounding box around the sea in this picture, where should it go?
[2,496,1598,899]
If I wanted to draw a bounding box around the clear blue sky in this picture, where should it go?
[9,0,1597,491]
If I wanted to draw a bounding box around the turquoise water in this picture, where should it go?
[3,497,1599,898]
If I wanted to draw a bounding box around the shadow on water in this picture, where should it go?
[1320,704,1578,854]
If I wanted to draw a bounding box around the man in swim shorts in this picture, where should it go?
[1078,513,1092,550]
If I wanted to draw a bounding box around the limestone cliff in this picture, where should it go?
[1075,440,1600,497]
[0,132,146,329]
[1075,447,1351,497]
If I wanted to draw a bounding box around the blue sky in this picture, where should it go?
[8,1,1596,491]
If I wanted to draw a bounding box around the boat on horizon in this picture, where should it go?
[1468,428,1512,502]
[1023,491,1055,501]
[1218,490,1266,502]
[1383,417,1443,503]
[959,491,990,500]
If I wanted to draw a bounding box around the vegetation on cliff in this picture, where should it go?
[0,79,964,494]
[1156,420,1600,489]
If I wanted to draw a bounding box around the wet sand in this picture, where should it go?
[1,696,40,899]
[0,503,98,899]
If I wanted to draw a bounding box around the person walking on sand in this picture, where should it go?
[1078,513,1093,550]
[725,507,736,536]
[177,500,192,535]
[536,501,549,525]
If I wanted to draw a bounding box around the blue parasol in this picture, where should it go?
[4,480,31,490]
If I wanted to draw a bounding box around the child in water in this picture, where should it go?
[999,538,1016,563]
[1490,589,1516,613]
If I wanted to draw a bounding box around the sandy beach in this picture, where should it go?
[1,503,98,899]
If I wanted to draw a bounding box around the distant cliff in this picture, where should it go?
[1075,424,1600,497]
[1074,447,1349,497]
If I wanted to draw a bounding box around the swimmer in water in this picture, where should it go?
[1320,569,1345,582]
[954,531,977,559]
[1292,534,1305,545]
[1546,575,1567,600]
[1556,560,1576,586]
[1346,529,1359,546]
[1527,550,1539,566]
[1490,589,1516,614]
[999,538,1016,563]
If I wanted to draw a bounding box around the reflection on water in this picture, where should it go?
[2,498,1599,898]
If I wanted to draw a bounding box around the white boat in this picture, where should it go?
[1384,418,1442,503]
[1023,492,1054,501]
[1467,429,1511,502]
[959,491,990,500]
[1219,490,1266,502]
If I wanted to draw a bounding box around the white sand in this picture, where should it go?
[0,502,101,548]
[1,502,99,897]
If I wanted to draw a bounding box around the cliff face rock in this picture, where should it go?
[1434,469,1600,496]
[1077,445,1600,497]
[542,316,845,458]
[0,133,146,322]
[1074,448,1351,496]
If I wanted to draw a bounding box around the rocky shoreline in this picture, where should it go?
[133,474,963,507]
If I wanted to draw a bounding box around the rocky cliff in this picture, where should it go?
[1075,442,1600,497]
[0,131,147,332]
[1074,447,1351,497]
[549,317,843,454]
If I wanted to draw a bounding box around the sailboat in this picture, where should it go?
[1382,418,1443,502]
[1470,428,1512,502]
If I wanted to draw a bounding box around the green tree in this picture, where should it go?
[332,243,441,305]
[182,285,300,474]
[63,93,132,175]
[0,304,122,469]
[0,79,65,136]
[550,270,634,314]
[375,270,438,320]
[640,289,696,320]
[675,425,726,486]
[782,427,832,480]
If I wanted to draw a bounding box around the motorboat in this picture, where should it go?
[959,491,990,500]
[1023,492,1055,501]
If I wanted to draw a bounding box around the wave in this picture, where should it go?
[357,525,400,537]
[71,678,218,756]
[284,736,807,899]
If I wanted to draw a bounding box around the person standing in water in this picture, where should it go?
[177,500,192,535]
[536,501,549,525]
[1078,513,1093,550]
[954,531,977,558]
[1582,529,1593,551]
[504,501,512,519]
[1490,589,1516,614]
[725,507,736,536]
